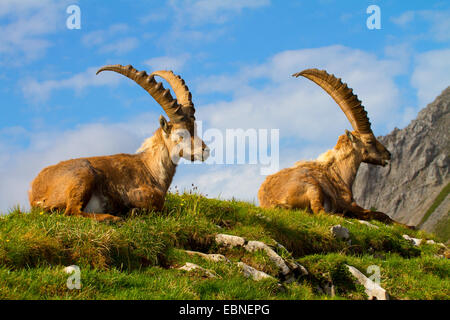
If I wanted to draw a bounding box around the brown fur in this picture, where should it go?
[258,130,403,224]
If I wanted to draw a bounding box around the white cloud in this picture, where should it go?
[197,45,406,141]
[391,10,450,42]
[21,66,123,102]
[419,10,450,42]
[82,24,129,46]
[169,0,271,26]
[98,37,139,55]
[150,0,269,49]
[391,11,415,27]
[81,24,139,55]
[139,11,168,24]
[0,0,72,64]
[144,54,190,72]
[411,49,450,107]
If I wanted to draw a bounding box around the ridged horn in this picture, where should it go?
[96,64,187,123]
[293,68,372,134]
[151,70,195,121]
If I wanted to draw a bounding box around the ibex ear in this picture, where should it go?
[159,115,170,134]
[345,130,355,143]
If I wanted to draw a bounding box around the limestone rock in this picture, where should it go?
[178,262,217,278]
[346,265,389,300]
[330,225,350,240]
[285,260,309,277]
[215,234,246,248]
[237,262,274,281]
[214,234,308,281]
[244,241,291,276]
[184,250,230,263]
[402,234,423,246]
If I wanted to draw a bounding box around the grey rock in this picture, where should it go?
[244,241,291,276]
[289,260,309,276]
[402,234,423,246]
[353,87,450,233]
[330,225,350,240]
[237,262,275,281]
[178,262,217,278]
[215,234,246,248]
[184,250,230,263]
[214,235,308,281]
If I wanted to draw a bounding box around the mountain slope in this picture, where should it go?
[1,193,448,300]
[353,87,450,240]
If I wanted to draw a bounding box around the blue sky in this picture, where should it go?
[1,0,449,212]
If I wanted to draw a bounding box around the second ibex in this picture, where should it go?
[259,68,412,227]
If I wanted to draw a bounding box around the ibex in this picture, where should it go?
[29,65,209,222]
[258,68,406,225]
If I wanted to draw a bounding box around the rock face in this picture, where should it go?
[353,87,450,231]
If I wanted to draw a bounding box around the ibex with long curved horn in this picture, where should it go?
[29,65,209,221]
[258,68,408,225]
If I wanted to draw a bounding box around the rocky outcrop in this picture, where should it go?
[353,87,450,231]
[181,234,309,284]
[215,234,308,281]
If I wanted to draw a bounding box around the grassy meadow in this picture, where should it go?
[0,192,448,300]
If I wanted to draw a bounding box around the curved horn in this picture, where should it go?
[151,70,195,121]
[293,68,372,134]
[96,64,187,123]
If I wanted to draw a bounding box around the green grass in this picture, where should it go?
[417,182,450,243]
[0,192,449,300]
[418,182,450,228]
[432,214,450,245]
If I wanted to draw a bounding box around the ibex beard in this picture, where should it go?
[29,65,210,222]
[258,68,413,228]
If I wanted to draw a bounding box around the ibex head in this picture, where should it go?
[294,68,391,167]
[344,130,391,166]
[97,65,209,163]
